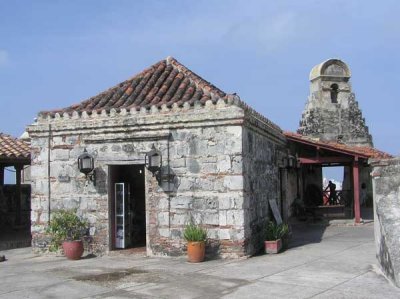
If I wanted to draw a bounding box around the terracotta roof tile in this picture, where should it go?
[36,56,284,136]
[284,132,392,159]
[0,133,30,160]
[39,56,227,116]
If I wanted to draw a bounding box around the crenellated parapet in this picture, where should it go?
[31,95,284,143]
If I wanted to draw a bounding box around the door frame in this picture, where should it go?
[107,163,147,251]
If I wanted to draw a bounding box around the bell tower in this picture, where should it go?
[298,59,373,147]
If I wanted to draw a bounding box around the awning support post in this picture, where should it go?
[353,159,361,224]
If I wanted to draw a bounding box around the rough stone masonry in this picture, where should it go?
[298,59,372,147]
[27,57,288,258]
[371,158,400,287]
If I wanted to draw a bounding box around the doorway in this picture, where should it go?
[108,164,146,250]
[322,166,344,205]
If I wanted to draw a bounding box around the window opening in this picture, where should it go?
[330,84,339,103]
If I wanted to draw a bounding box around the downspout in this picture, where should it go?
[296,153,301,199]
[167,133,171,229]
[47,124,52,224]
[353,157,361,223]
[296,166,300,199]
[167,133,171,193]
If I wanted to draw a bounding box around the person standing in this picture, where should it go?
[325,181,337,205]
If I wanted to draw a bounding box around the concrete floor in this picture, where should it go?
[1,223,399,299]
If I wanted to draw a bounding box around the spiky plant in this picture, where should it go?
[264,221,289,241]
[183,223,208,242]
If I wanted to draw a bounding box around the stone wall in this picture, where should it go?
[28,99,285,258]
[242,123,287,255]
[150,124,245,257]
[371,158,400,286]
[280,168,299,221]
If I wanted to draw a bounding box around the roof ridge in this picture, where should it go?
[0,132,18,140]
[36,56,283,137]
[166,56,226,98]
[39,59,168,116]
[166,57,281,133]
[39,57,231,117]
[230,94,282,133]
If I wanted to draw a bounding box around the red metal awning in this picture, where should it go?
[284,132,392,224]
[284,132,392,162]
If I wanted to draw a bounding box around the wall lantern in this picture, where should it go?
[283,155,299,169]
[78,148,96,184]
[145,144,162,177]
[145,143,176,192]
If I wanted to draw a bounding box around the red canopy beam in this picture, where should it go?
[353,160,361,223]
[299,156,353,164]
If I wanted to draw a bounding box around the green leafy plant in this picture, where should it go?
[265,221,289,241]
[183,223,208,242]
[46,209,88,251]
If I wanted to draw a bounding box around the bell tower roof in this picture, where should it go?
[309,58,351,81]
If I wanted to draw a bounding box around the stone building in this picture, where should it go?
[27,57,290,258]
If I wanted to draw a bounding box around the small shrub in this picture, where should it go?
[183,223,208,242]
[46,209,88,251]
[265,221,289,241]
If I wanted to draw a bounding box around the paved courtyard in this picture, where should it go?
[1,223,399,298]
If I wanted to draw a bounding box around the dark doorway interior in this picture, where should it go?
[108,165,146,250]
[0,184,31,250]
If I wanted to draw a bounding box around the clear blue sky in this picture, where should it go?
[1,0,399,157]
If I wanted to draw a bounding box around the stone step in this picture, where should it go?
[0,238,31,251]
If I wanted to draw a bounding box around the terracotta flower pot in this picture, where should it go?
[62,240,84,260]
[265,239,282,254]
[187,241,205,263]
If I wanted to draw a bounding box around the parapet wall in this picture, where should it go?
[371,157,400,286]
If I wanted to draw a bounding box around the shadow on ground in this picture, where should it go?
[288,221,328,249]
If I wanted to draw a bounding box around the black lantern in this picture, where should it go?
[145,144,162,176]
[78,148,95,183]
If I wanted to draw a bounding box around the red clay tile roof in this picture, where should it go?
[0,133,30,160]
[39,57,228,117]
[284,132,392,159]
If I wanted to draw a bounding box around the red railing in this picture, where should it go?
[322,190,346,206]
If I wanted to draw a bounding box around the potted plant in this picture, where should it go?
[183,223,208,263]
[46,209,88,260]
[264,221,289,254]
